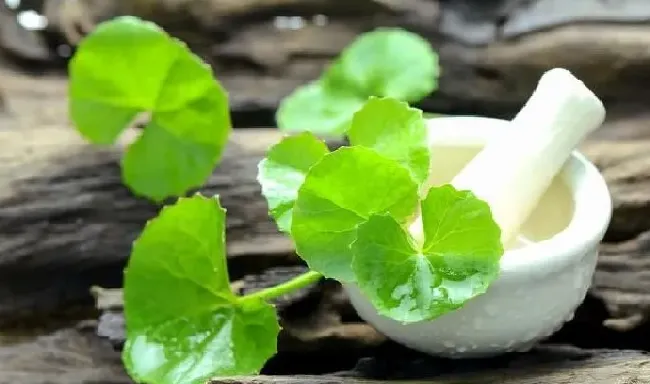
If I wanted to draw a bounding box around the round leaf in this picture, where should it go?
[276,81,365,136]
[69,16,231,201]
[291,147,419,282]
[323,28,439,102]
[122,194,279,384]
[276,28,439,137]
[257,132,329,232]
[348,97,430,184]
[351,185,503,323]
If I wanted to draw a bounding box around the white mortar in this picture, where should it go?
[344,116,612,358]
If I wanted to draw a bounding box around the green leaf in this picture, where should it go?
[69,16,231,201]
[122,194,279,384]
[348,97,430,184]
[276,28,439,137]
[276,81,365,136]
[291,147,419,282]
[323,28,439,103]
[351,184,503,323]
[258,132,330,232]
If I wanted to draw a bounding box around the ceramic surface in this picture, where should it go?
[344,116,612,358]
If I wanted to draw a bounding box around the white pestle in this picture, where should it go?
[409,68,606,248]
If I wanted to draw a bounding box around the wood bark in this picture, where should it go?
[0,122,304,323]
[0,1,53,62]
[210,346,650,384]
[208,0,650,119]
[1,320,647,384]
[16,0,649,118]
[5,1,650,120]
[0,322,132,384]
[578,124,650,331]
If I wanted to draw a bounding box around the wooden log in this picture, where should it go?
[0,67,345,325]
[1,0,644,121]
[0,2,53,62]
[4,0,650,124]
[578,123,650,330]
[0,319,648,384]
[210,346,650,384]
[34,0,650,118]
[580,127,650,241]
[0,116,302,323]
[210,0,650,118]
[91,266,386,356]
[591,230,650,332]
[0,321,132,384]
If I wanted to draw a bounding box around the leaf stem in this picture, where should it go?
[239,270,323,303]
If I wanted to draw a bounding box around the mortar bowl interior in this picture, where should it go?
[343,116,613,358]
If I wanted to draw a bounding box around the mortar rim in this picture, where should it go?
[424,116,612,281]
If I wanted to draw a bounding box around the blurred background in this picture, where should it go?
[5,0,650,126]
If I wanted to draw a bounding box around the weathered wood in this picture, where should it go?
[581,132,650,241]
[0,322,132,384]
[591,231,650,332]
[0,119,301,322]
[90,265,333,349]
[578,130,650,330]
[0,2,52,62]
[92,267,386,353]
[217,0,650,118]
[10,0,650,117]
[0,68,340,325]
[41,0,429,42]
[211,4,650,120]
[9,1,650,120]
[211,346,650,384]
[0,320,647,384]
[26,0,650,120]
[4,0,650,123]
